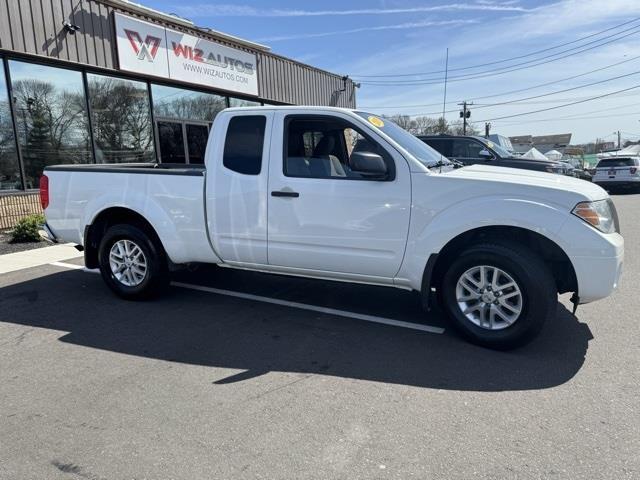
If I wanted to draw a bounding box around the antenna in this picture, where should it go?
[442,48,449,122]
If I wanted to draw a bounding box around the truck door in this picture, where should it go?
[267,112,411,279]
[206,111,273,265]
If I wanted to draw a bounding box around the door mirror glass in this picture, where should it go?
[478,149,493,159]
[349,151,388,178]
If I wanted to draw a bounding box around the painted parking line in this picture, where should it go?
[50,261,445,335]
[49,261,85,270]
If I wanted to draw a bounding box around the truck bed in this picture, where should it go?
[44,162,217,265]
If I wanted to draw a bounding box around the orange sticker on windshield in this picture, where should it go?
[368,116,384,128]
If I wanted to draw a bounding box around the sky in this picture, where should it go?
[141,0,640,144]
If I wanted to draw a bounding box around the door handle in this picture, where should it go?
[271,190,300,198]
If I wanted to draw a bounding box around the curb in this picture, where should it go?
[0,244,83,275]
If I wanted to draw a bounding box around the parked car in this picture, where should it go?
[41,107,623,350]
[593,156,640,191]
[563,157,593,181]
[418,134,569,174]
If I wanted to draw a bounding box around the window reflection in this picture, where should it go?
[87,74,155,163]
[229,97,261,108]
[152,84,226,122]
[0,59,21,190]
[9,60,91,189]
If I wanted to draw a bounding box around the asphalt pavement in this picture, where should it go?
[0,194,638,479]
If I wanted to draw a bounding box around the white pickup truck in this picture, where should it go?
[41,107,623,349]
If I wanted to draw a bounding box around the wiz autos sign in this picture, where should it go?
[115,13,258,96]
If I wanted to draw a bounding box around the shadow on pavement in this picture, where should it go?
[0,268,593,392]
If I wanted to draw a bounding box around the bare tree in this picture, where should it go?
[382,113,480,137]
[449,120,479,136]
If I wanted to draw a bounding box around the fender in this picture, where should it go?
[397,194,574,290]
[83,191,219,265]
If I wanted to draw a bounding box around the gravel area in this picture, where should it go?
[0,231,48,255]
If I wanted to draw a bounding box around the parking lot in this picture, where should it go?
[0,193,637,479]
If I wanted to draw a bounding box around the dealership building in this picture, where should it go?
[0,0,356,225]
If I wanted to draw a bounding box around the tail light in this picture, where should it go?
[39,174,49,209]
[630,167,638,174]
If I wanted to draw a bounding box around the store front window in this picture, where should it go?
[152,84,227,121]
[0,59,21,190]
[87,73,155,163]
[151,84,226,164]
[9,60,92,189]
[229,97,261,108]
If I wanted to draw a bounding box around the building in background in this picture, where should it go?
[0,0,355,206]
[509,134,572,155]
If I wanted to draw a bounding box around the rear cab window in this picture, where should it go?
[223,116,267,175]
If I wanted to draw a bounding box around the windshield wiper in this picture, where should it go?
[427,159,463,170]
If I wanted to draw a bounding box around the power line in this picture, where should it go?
[358,25,640,86]
[352,17,640,78]
[360,54,640,110]
[476,84,640,122]
[491,110,640,126]
[474,69,640,109]
[389,69,640,117]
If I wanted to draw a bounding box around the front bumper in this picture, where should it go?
[567,232,623,304]
[571,248,623,304]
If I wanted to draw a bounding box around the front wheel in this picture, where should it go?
[98,224,169,300]
[440,242,557,350]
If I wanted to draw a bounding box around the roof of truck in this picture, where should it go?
[224,106,358,113]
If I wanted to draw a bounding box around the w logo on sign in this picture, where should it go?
[124,29,161,62]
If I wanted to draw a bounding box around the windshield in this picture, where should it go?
[355,112,447,167]
[475,137,513,158]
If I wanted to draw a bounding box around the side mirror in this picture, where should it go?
[349,151,388,179]
[478,149,493,160]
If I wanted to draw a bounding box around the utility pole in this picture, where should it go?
[459,101,472,135]
[616,130,621,149]
[485,122,491,138]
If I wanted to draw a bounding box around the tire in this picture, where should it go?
[98,224,169,300]
[439,242,556,350]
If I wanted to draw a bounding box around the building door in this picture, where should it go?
[155,119,210,164]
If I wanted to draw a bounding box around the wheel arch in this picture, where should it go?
[84,207,165,269]
[423,225,578,306]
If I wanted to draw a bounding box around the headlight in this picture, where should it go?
[572,199,619,233]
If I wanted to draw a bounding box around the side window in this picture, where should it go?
[425,139,444,155]
[452,139,483,158]
[223,116,266,175]
[451,139,466,157]
[284,116,392,180]
[467,141,486,158]
[440,139,453,157]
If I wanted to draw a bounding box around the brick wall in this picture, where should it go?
[0,193,43,230]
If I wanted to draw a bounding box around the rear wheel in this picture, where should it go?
[98,224,169,300]
[439,242,556,350]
